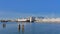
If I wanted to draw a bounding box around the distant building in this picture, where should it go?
[29,17,35,22]
[37,17,44,19]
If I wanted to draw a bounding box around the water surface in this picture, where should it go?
[0,22,60,34]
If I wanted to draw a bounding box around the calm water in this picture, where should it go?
[0,22,60,34]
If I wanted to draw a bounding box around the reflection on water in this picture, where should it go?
[2,22,25,33]
[18,24,20,32]
[2,23,6,28]
[22,24,24,32]
[1,22,60,34]
[18,23,24,33]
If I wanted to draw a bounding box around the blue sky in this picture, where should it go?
[0,0,60,19]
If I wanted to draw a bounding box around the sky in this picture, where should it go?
[0,0,60,19]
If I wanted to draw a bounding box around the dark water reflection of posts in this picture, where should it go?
[2,22,6,28]
[22,23,24,34]
[18,24,20,32]
[2,22,25,34]
[22,24,24,32]
[18,22,24,33]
